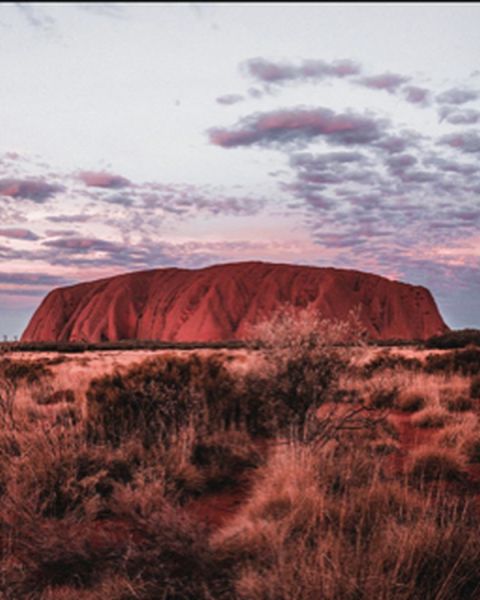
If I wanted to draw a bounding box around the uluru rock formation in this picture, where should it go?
[22,262,448,343]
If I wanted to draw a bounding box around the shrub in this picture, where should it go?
[37,389,76,406]
[426,329,480,349]
[0,358,52,385]
[462,435,480,463]
[247,306,364,436]
[407,446,467,482]
[443,393,473,413]
[395,392,426,413]
[411,406,451,429]
[86,355,237,446]
[370,387,399,409]
[362,353,422,378]
[470,376,480,399]
[425,348,480,376]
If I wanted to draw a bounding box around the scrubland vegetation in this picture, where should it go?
[1,310,480,598]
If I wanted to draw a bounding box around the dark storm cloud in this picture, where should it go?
[0,178,64,202]
[242,57,361,86]
[209,108,387,149]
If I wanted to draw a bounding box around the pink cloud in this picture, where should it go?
[0,228,39,241]
[0,178,63,202]
[209,108,386,148]
[402,85,431,105]
[356,72,410,93]
[78,171,131,189]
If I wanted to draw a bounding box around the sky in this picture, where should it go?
[0,2,479,337]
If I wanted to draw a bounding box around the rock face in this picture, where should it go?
[22,262,448,342]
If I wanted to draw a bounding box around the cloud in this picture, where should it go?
[46,214,93,223]
[242,57,361,86]
[425,156,477,176]
[209,108,387,149]
[402,85,431,105]
[216,94,244,106]
[0,271,69,287]
[436,87,479,105]
[44,229,79,237]
[0,228,39,241]
[43,237,121,252]
[15,3,55,33]
[441,108,480,125]
[78,171,131,189]
[355,72,410,93]
[439,131,480,153]
[386,154,417,170]
[374,135,410,154]
[290,151,366,169]
[0,178,63,202]
[141,183,265,217]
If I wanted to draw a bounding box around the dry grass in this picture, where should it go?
[407,445,468,482]
[411,405,452,429]
[1,335,480,599]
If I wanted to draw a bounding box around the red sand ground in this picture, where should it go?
[22,261,447,343]
[79,414,480,551]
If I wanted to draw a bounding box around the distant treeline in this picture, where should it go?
[0,339,251,353]
[1,329,478,353]
[425,329,480,349]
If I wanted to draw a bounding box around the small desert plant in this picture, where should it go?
[407,445,467,482]
[412,406,451,429]
[462,434,480,463]
[443,392,473,413]
[395,392,426,413]
[37,389,76,406]
[362,352,422,378]
[470,376,480,399]
[0,358,52,385]
[370,387,399,409]
[425,348,480,376]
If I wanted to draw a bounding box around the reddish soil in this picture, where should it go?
[184,479,253,530]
